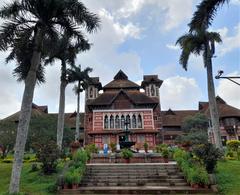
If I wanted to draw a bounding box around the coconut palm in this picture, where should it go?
[176,29,223,148]
[45,34,90,150]
[0,0,99,193]
[189,0,229,31]
[68,65,92,141]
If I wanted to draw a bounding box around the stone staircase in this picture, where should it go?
[60,163,214,194]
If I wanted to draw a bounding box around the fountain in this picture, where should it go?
[118,119,135,149]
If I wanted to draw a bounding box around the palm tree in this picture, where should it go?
[45,34,90,150]
[0,0,99,193]
[68,65,92,141]
[176,29,223,148]
[189,0,229,31]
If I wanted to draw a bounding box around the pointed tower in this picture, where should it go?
[85,77,102,100]
[141,75,163,99]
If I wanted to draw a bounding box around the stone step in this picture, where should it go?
[81,178,186,184]
[79,182,188,187]
[83,174,185,179]
[85,172,184,177]
[60,186,213,194]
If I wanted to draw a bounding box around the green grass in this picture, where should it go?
[0,163,60,195]
[216,160,240,195]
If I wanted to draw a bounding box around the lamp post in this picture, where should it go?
[215,70,240,86]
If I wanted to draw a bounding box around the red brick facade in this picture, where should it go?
[84,70,162,149]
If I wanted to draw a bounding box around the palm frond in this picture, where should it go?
[0,1,22,19]
[189,0,229,31]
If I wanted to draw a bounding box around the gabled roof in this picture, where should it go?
[89,77,102,89]
[87,90,158,106]
[2,103,48,121]
[161,110,199,126]
[103,70,140,90]
[199,96,240,118]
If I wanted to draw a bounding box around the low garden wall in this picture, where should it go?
[89,153,168,163]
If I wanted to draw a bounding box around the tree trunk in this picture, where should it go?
[57,62,67,150]
[75,82,80,141]
[9,29,43,193]
[206,44,222,149]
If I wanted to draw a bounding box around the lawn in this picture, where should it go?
[216,160,240,195]
[0,163,60,195]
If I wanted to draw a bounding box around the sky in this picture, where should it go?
[0,0,239,119]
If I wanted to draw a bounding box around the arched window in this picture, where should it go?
[121,115,125,129]
[110,115,114,129]
[104,115,108,129]
[132,114,137,128]
[151,85,155,96]
[137,114,142,128]
[126,115,131,129]
[115,115,120,129]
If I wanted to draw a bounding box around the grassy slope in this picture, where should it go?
[0,163,58,195]
[216,160,240,195]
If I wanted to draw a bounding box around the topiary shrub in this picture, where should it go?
[36,140,60,174]
[193,143,223,174]
[226,140,240,152]
[121,148,133,159]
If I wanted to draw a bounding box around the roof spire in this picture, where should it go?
[114,70,128,80]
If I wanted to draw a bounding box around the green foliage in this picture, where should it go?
[182,113,208,132]
[226,140,240,152]
[85,144,98,154]
[110,142,117,152]
[155,144,168,153]
[72,149,88,164]
[143,142,148,150]
[64,168,81,185]
[36,140,60,174]
[0,163,62,194]
[161,148,169,158]
[0,121,17,158]
[173,148,209,185]
[121,149,133,159]
[217,160,240,194]
[193,143,223,173]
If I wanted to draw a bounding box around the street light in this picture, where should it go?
[215,70,240,86]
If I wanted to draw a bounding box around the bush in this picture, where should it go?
[85,144,98,154]
[161,148,169,158]
[64,167,82,185]
[227,140,240,151]
[110,142,116,152]
[73,149,88,164]
[143,142,148,150]
[193,143,223,174]
[155,144,168,153]
[121,149,133,159]
[2,158,13,163]
[36,140,60,174]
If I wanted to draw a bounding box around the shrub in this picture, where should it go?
[110,142,117,153]
[193,143,223,174]
[227,140,240,151]
[161,148,169,158]
[2,158,13,163]
[155,144,168,153]
[30,163,39,172]
[121,149,133,159]
[143,142,148,150]
[85,144,98,154]
[73,150,88,164]
[64,168,82,185]
[36,140,60,174]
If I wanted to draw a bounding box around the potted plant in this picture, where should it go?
[121,148,133,163]
[110,142,117,153]
[71,169,81,189]
[162,148,169,163]
[143,142,148,153]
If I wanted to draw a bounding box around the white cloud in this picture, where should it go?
[216,71,240,109]
[160,76,202,110]
[230,0,240,5]
[215,24,240,55]
[166,43,179,50]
